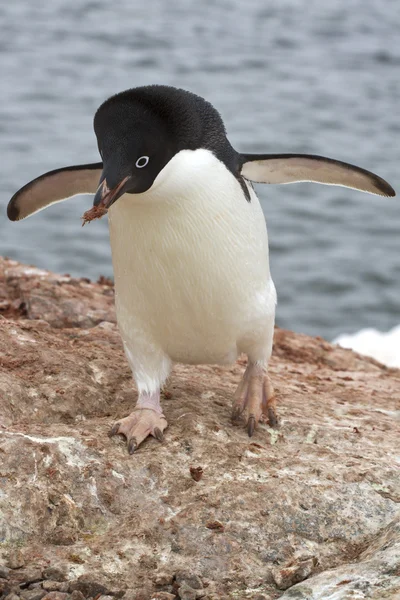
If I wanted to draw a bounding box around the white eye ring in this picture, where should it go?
[135,156,149,168]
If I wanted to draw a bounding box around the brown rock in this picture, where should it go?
[1,258,116,328]
[69,576,111,598]
[14,568,43,585]
[41,593,69,600]
[175,572,202,590]
[70,592,85,600]
[150,593,176,600]
[0,565,11,579]
[189,466,203,482]
[20,590,47,600]
[0,257,400,599]
[42,567,67,583]
[176,583,197,600]
[272,558,315,590]
[154,572,174,586]
[5,550,25,570]
[42,581,68,592]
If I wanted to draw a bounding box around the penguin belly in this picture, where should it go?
[108,149,276,366]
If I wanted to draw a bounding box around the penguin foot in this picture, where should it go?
[109,408,168,454]
[231,363,278,436]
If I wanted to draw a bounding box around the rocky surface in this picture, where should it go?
[0,256,399,600]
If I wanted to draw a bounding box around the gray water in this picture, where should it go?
[1,0,399,340]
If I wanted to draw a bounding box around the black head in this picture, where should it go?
[92,85,238,208]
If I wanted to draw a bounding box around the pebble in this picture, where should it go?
[175,571,203,590]
[176,583,198,600]
[69,576,111,598]
[42,581,69,592]
[271,558,315,590]
[42,567,67,583]
[70,591,85,600]
[154,572,174,586]
[6,550,25,570]
[16,568,43,584]
[41,593,69,600]
[0,565,10,579]
[20,589,47,600]
[150,593,176,600]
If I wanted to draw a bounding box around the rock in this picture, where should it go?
[175,572,203,590]
[42,581,69,592]
[272,558,315,590]
[0,581,10,597]
[4,594,20,600]
[70,592,85,600]
[20,590,47,600]
[176,583,197,600]
[1,259,116,328]
[69,576,111,598]
[14,568,43,585]
[0,257,400,598]
[0,565,10,579]
[41,593,69,600]
[154,572,174,587]
[42,567,67,583]
[280,515,400,599]
[5,550,25,570]
[149,593,176,600]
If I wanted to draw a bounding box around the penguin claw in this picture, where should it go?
[153,427,164,442]
[247,415,256,437]
[232,364,277,439]
[109,422,120,437]
[128,437,138,454]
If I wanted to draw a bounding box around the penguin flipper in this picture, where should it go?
[240,153,395,197]
[7,163,103,221]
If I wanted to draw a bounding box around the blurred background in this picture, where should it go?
[1,0,399,347]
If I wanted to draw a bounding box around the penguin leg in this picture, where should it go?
[231,363,278,436]
[109,390,168,454]
[109,338,172,453]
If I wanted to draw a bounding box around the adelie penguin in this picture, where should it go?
[8,85,395,453]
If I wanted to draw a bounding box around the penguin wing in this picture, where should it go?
[7,163,103,221]
[240,153,395,197]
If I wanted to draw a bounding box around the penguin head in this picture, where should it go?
[92,85,232,209]
[92,92,176,208]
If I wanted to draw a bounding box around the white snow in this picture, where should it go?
[333,324,400,368]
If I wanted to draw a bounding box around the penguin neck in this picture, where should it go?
[109,148,240,216]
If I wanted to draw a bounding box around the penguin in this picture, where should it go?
[7,85,395,453]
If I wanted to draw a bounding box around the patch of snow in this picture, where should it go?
[333,324,400,368]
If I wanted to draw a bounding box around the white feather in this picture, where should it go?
[108,149,276,393]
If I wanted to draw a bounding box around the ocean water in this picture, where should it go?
[1,0,399,343]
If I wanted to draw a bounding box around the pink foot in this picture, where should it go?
[231,363,278,436]
[110,390,167,454]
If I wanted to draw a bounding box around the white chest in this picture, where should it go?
[108,149,275,364]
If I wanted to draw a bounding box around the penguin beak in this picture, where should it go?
[93,175,131,209]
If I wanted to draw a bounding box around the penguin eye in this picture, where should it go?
[135,156,149,168]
